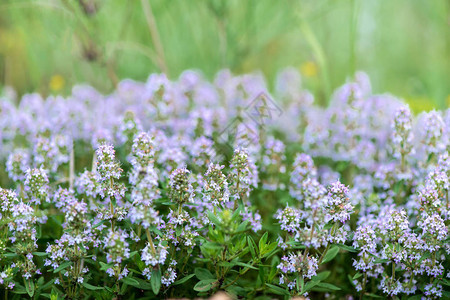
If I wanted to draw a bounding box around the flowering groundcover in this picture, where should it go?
[0,69,449,299]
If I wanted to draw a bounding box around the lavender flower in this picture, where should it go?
[168,167,194,204]
[324,181,353,223]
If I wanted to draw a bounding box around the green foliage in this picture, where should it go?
[0,0,448,108]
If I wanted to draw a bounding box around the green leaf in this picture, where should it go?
[81,282,104,291]
[13,283,28,295]
[195,268,214,280]
[129,251,138,258]
[265,283,289,296]
[92,220,105,229]
[122,277,139,286]
[99,262,114,271]
[259,232,268,253]
[348,274,355,286]
[365,293,384,298]
[193,279,217,292]
[218,261,235,268]
[247,236,258,259]
[417,252,430,264]
[151,268,161,295]
[316,282,341,291]
[302,280,320,293]
[235,262,258,270]
[336,244,358,252]
[207,211,222,228]
[133,278,153,290]
[323,222,334,230]
[24,278,35,297]
[353,272,363,280]
[373,258,390,264]
[321,246,339,263]
[32,252,48,257]
[235,219,250,233]
[312,271,331,281]
[173,274,195,285]
[231,205,242,222]
[261,242,278,258]
[37,278,55,292]
[258,266,265,286]
[53,261,71,273]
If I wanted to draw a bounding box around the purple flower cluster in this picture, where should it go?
[0,69,448,298]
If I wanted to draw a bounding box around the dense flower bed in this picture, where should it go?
[0,69,449,299]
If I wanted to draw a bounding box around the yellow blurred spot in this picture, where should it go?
[300,61,318,77]
[406,97,436,114]
[446,95,450,107]
[49,75,65,92]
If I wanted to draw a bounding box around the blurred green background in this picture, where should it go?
[0,0,449,110]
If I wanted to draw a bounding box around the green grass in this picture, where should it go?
[0,0,449,109]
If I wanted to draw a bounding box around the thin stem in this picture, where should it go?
[349,0,358,77]
[146,228,156,254]
[140,0,169,75]
[221,263,254,289]
[360,272,367,300]
[110,177,115,231]
[233,170,240,210]
[69,145,75,189]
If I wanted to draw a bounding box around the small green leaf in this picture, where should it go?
[302,280,320,293]
[32,252,48,257]
[348,274,355,286]
[235,219,250,233]
[235,262,258,270]
[53,261,71,273]
[133,278,153,290]
[247,236,258,259]
[353,272,363,280]
[218,261,236,267]
[24,278,35,297]
[258,266,265,286]
[99,262,114,271]
[265,283,289,295]
[336,244,358,252]
[312,271,331,281]
[129,251,138,258]
[316,282,341,291]
[321,246,339,263]
[373,258,390,264]
[92,220,105,229]
[365,293,384,298]
[122,277,139,286]
[173,274,195,285]
[194,279,217,292]
[261,242,278,258]
[259,232,268,253]
[81,282,104,291]
[207,211,222,228]
[37,278,55,292]
[151,268,161,295]
[194,268,214,280]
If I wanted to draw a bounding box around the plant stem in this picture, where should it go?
[318,223,337,265]
[234,170,240,210]
[140,0,169,75]
[146,228,156,254]
[360,272,367,300]
[69,145,75,189]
